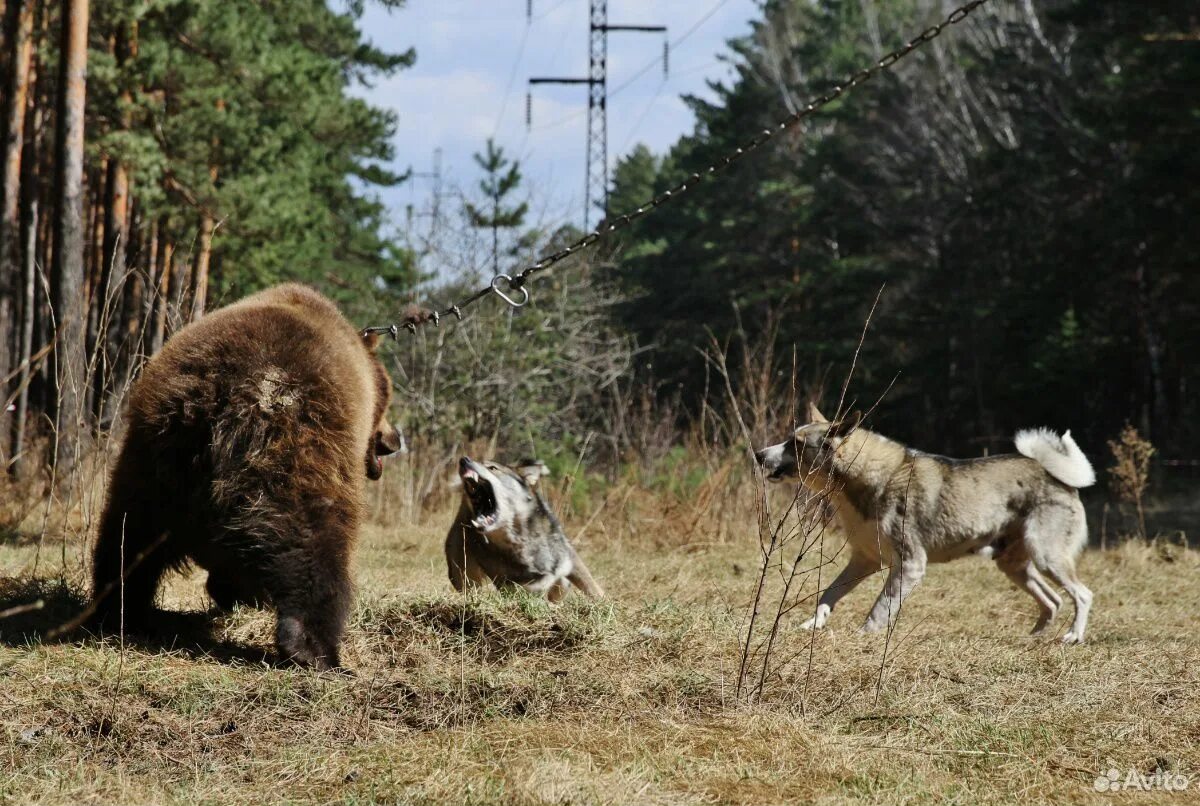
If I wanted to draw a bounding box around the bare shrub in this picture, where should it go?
[1107,423,1155,540]
[364,257,637,527]
[708,290,888,707]
[706,340,836,706]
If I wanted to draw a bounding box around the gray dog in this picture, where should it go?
[756,404,1096,642]
[446,456,603,601]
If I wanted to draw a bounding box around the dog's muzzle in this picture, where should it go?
[459,456,500,530]
[755,444,795,482]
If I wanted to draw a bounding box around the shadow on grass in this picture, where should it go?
[367,592,614,663]
[0,522,47,548]
[0,575,273,667]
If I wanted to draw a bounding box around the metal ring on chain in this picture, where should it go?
[489,274,530,308]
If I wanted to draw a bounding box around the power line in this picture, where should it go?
[617,77,667,155]
[673,0,737,48]
[492,16,532,139]
[529,104,588,133]
[609,0,735,99]
[610,2,744,158]
[531,0,573,21]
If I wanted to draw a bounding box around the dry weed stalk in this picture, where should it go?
[710,290,897,708]
[1107,423,1155,540]
[702,314,830,707]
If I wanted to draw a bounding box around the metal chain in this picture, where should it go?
[370,0,991,337]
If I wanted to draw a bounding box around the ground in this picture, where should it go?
[1,504,1197,805]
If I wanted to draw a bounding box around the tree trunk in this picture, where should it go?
[12,196,35,469]
[190,212,212,321]
[94,20,137,422]
[150,233,172,353]
[91,156,127,419]
[1134,262,1168,441]
[133,213,153,341]
[0,0,34,462]
[124,205,148,370]
[82,164,103,417]
[50,0,89,472]
[166,238,189,337]
[189,100,221,322]
[10,26,40,471]
[31,140,50,412]
[113,203,148,389]
[110,21,142,400]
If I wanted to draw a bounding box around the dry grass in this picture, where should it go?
[1,486,1198,804]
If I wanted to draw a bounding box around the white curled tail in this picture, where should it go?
[1014,428,1096,488]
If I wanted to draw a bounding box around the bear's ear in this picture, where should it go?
[515,459,550,487]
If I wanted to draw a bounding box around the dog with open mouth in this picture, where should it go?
[446,457,604,601]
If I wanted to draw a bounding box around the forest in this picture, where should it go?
[0,0,415,479]
[604,0,1197,458]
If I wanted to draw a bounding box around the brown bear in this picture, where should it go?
[90,283,402,670]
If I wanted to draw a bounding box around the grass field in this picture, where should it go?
[1,489,1198,805]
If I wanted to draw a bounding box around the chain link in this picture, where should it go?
[375,0,991,336]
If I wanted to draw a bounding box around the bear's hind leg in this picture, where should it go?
[91,461,174,633]
[266,538,353,672]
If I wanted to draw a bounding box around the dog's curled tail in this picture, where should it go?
[1014,428,1096,488]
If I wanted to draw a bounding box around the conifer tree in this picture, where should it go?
[465,138,528,276]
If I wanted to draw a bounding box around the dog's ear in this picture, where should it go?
[361,330,383,353]
[516,459,550,487]
[806,401,829,423]
[827,410,863,438]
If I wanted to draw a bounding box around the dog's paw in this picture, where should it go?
[800,604,831,631]
[1030,616,1055,635]
[1061,631,1084,645]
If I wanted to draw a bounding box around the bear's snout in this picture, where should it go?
[375,424,404,457]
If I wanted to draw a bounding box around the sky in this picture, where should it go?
[353,0,761,240]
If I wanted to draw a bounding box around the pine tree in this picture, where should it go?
[465,138,529,277]
[0,0,36,460]
[50,0,90,472]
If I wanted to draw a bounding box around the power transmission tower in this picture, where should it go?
[405,148,443,268]
[416,147,444,235]
[405,148,443,238]
[528,1,665,229]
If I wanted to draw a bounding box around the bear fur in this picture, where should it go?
[90,283,401,670]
